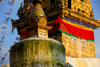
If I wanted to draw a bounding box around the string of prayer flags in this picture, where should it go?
[0,0,16,64]
[0,35,20,64]
[0,54,7,64]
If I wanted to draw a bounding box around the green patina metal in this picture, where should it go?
[10,39,66,67]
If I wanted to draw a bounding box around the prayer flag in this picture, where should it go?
[1,36,5,41]
[11,0,15,3]
[5,12,11,15]
[5,9,12,15]
[0,40,3,43]
[5,53,8,56]
[3,32,6,35]
[8,49,10,52]
[16,37,20,41]
[13,41,17,44]
[5,17,10,21]
[0,43,2,47]
[1,30,6,35]
[1,26,7,29]
[0,48,2,51]
[3,21,8,24]
[10,8,12,12]
[8,1,14,6]
[2,57,5,60]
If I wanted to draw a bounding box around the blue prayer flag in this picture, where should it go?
[1,26,7,29]
[2,57,5,60]
[8,1,14,6]
[16,37,20,41]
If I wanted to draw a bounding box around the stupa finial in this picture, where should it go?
[30,0,45,17]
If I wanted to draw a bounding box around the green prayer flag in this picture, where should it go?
[5,53,8,56]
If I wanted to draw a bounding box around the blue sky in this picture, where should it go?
[0,0,100,66]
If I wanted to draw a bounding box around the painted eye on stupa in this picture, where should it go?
[80,40,88,46]
[70,37,78,43]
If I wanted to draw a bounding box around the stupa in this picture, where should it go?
[10,0,66,67]
[11,0,100,67]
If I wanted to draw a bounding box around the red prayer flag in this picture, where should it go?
[5,12,11,15]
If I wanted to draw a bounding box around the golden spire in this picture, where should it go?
[30,0,45,17]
